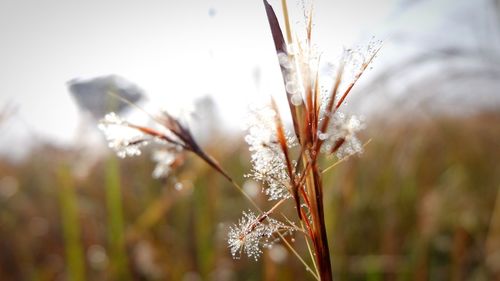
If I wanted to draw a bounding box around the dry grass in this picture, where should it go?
[0,112,498,280]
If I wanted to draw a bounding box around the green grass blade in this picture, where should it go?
[106,157,131,281]
[58,166,86,281]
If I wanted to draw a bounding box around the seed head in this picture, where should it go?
[228,211,288,261]
[98,112,149,158]
[151,148,181,179]
[320,112,365,158]
[245,106,295,200]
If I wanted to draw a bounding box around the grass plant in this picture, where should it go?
[95,1,381,280]
[1,1,498,281]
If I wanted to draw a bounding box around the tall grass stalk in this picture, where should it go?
[105,157,131,281]
[260,1,380,279]
[96,1,380,280]
[57,166,86,281]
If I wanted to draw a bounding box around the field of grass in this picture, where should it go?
[0,112,499,280]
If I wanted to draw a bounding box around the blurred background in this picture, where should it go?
[1,0,500,280]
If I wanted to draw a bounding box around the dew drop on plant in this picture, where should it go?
[285,72,296,84]
[278,53,292,69]
[269,244,287,263]
[243,180,259,198]
[318,133,328,140]
[291,94,302,106]
[174,182,183,191]
[286,81,298,94]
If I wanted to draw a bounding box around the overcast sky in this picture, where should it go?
[0,0,395,159]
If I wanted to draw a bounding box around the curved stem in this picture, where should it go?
[278,232,319,281]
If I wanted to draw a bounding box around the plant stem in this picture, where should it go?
[303,152,333,281]
[278,232,319,281]
[106,157,131,281]
[58,166,86,281]
[302,221,320,278]
[311,168,333,281]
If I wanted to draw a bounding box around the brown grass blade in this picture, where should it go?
[263,0,287,53]
[335,44,382,110]
[318,57,345,139]
[127,123,186,148]
[132,114,237,192]
[263,0,303,144]
[306,4,314,43]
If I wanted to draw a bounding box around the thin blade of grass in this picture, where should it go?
[335,44,383,110]
[106,157,131,281]
[321,139,372,174]
[318,55,345,137]
[280,0,293,44]
[277,232,319,281]
[306,4,314,43]
[57,166,86,281]
[301,220,320,278]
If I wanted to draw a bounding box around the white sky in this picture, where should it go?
[0,0,394,159]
